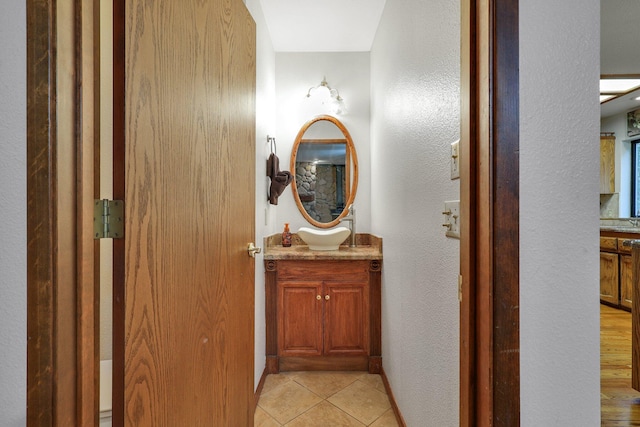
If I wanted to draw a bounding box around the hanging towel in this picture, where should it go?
[267,153,293,205]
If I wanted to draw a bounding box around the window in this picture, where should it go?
[632,140,640,217]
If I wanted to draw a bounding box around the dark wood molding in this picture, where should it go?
[380,368,406,427]
[460,0,520,425]
[254,368,268,411]
[26,0,57,424]
[112,0,125,425]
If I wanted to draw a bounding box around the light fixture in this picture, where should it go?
[599,76,640,104]
[306,77,346,115]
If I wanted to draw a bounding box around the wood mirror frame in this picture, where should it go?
[290,115,359,228]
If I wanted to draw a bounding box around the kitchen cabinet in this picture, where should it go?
[265,258,382,374]
[620,254,633,309]
[600,251,619,305]
[600,133,615,194]
[599,233,638,310]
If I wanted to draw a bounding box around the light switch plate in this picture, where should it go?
[451,139,460,180]
[443,200,460,239]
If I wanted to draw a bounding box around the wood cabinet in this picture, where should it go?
[620,254,633,309]
[266,258,382,373]
[600,251,619,305]
[600,234,638,310]
[278,280,369,357]
[600,134,615,194]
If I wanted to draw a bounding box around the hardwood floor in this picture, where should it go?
[602,304,640,426]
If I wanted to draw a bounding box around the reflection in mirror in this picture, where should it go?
[290,115,358,228]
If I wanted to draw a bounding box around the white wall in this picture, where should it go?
[520,0,601,425]
[370,0,461,424]
[274,52,371,233]
[245,0,276,390]
[0,2,26,425]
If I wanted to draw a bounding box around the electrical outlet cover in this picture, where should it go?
[444,200,460,239]
[451,139,460,180]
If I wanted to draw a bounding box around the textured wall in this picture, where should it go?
[0,2,26,425]
[370,0,461,424]
[520,0,601,424]
[274,52,371,234]
[245,0,276,390]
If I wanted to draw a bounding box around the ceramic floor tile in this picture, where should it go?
[261,373,294,395]
[254,406,282,427]
[357,374,386,394]
[370,408,400,427]
[284,401,365,427]
[289,371,364,398]
[327,380,391,425]
[258,380,323,425]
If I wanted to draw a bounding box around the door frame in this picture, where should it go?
[460,0,520,425]
[26,0,99,425]
[26,0,520,424]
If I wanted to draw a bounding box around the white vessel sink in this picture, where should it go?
[297,226,351,251]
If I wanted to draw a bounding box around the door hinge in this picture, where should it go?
[458,275,463,302]
[93,199,124,239]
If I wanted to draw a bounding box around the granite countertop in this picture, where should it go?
[263,232,383,260]
[600,226,640,234]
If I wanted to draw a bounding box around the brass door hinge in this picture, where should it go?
[93,199,124,239]
[458,275,463,302]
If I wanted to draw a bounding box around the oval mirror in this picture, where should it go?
[290,115,358,228]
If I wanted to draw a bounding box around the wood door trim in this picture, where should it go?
[26,0,99,424]
[460,0,520,425]
[112,0,125,424]
[26,0,57,423]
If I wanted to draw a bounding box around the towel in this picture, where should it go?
[267,153,293,205]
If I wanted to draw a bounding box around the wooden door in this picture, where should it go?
[600,252,620,305]
[324,282,369,356]
[114,0,256,424]
[278,282,324,356]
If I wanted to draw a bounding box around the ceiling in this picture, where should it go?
[600,0,640,118]
[258,0,387,52]
[257,0,637,118]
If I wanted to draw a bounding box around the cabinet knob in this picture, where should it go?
[317,295,321,300]
[325,295,330,300]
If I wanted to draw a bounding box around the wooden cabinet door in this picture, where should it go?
[278,282,323,356]
[600,252,620,305]
[621,254,633,309]
[324,282,370,356]
[600,135,615,194]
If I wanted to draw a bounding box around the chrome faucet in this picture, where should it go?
[340,204,357,247]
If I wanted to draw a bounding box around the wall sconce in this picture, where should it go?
[306,77,347,115]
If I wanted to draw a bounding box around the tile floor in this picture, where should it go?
[255,371,399,427]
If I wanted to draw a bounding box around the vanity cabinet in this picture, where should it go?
[278,279,369,357]
[265,258,382,374]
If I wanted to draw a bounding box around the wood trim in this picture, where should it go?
[380,368,407,427]
[76,0,100,424]
[27,0,99,424]
[279,356,369,372]
[460,0,520,425]
[26,0,57,424]
[265,261,279,373]
[254,368,268,411]
[112,0,125,424]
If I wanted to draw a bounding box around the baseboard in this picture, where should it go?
[381,367,407,427]
[254,367,268,411]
